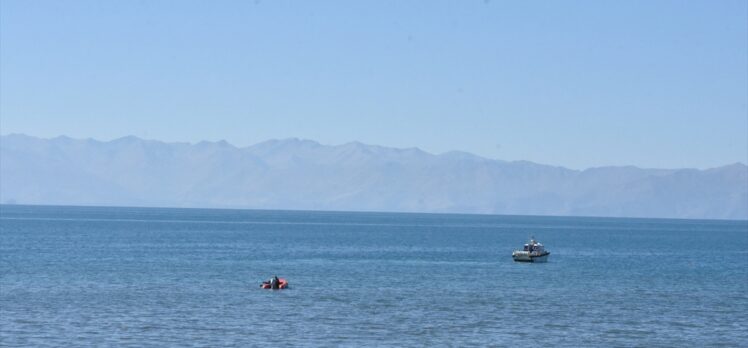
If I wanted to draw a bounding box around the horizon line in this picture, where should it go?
[2,202,746,223]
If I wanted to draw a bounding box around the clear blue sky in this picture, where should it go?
[1,0,746,169]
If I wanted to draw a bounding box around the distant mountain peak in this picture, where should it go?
[195,139,234,148]
[1,133,746,220]
[252,137,321,148]
[111,135,142,143]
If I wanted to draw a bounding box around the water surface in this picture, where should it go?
[1,205,746,346]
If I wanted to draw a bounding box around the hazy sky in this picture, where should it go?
[1,0,746,169]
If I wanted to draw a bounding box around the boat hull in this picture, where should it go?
[512,251,550,263]
[260,278,289,289]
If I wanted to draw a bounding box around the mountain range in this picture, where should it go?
[1,134,746,220]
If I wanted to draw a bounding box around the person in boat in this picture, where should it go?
[269,275,280,289]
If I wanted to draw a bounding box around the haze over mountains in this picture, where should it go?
[1,134,746,220]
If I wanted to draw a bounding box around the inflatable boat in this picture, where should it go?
[260,278,288,289]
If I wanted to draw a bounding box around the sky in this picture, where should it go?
[1,0,746,169]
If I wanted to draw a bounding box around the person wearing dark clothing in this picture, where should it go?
[270,275,280,289]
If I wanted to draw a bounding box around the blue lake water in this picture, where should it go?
[1,205,747,347]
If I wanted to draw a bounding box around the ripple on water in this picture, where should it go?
[1,206,747,346]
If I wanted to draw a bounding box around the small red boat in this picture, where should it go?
[260,278,288,289]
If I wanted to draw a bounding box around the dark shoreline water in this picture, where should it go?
[4,203,747,223]
[1,205,747,346]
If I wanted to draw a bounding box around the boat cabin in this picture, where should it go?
[522,238,545,255]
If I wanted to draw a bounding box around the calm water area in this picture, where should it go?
[1,205,746,346]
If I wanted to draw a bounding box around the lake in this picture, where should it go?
[1,205,746,346]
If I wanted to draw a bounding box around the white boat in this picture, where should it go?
[512,237,550,262]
